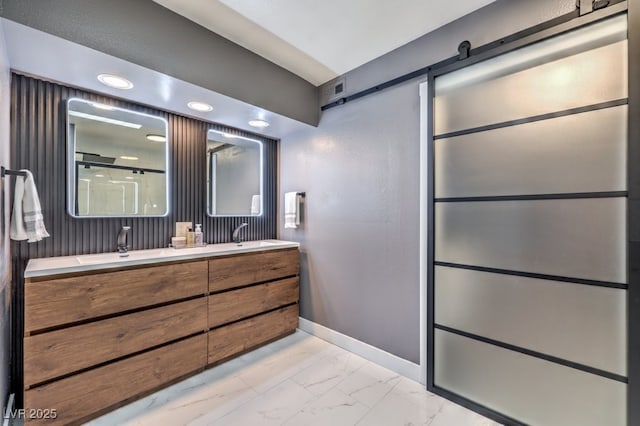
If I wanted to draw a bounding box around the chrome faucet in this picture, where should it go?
[117,226,131,257]
[232,223,248,244]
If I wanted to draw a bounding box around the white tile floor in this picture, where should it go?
[88,331,501,426]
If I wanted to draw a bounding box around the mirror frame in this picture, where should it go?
[206,129,264,217]
[66,97,171,218]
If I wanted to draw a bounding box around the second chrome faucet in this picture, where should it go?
[232,222,248,244]
[117,226,131,257]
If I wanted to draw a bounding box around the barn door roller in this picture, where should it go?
[577,0,610,16]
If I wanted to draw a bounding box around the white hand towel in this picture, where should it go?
[10,170,50,243]
[284,191,300,229]
[250,194,261,215]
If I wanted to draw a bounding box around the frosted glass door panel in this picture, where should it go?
[435,330,626,426]
[434,16,627,135]
[435,266,626,375]
[431,13,628,425]
[435,198,626,283]
[435,106,627,198]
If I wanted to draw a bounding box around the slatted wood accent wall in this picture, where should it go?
[8,73,278,402]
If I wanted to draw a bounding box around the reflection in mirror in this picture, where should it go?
[207,130,263,217]
[67,98,169,217]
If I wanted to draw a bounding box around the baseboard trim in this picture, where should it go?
[298,317,423,383]
[2,393,14,426]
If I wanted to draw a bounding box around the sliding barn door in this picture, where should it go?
[431,14,628,425]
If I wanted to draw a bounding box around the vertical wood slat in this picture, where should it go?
[8,73,279,403]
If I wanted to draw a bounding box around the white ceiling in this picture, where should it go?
[153,0,497,86]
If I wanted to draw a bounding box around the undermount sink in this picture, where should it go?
[75,253,123,265]
[232,240,278,248]
[75,249,175,265]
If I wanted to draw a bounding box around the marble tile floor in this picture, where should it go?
[88,331,501,426]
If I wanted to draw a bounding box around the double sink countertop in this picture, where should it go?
[25,240,300,278]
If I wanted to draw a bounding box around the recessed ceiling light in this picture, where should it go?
[97,73,134,90]
[125,176,134,180]
[187,101,213,112]
[120,156,139,161]
[146,134,166,142]
[94,174,105,178]
[248,119,269,128]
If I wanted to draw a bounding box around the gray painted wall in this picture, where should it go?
[281,0,576,363]
[0,0,319,126]
[0,19,11,415]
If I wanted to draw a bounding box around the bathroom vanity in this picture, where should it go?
[21,241,300,425]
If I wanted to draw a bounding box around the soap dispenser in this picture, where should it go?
[186,227,195,247]
[195,224,203,246]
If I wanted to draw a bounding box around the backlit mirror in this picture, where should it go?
[67,98,169,217]
[207,129,263,216]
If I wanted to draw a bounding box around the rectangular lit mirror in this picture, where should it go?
[67,98,169,217]
[207,129,263,216]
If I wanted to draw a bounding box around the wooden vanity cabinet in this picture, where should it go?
[23,260,209,425]
[207,248,300,365]
[24,261,208,334]
[22,247,299,425]
[208,248,300,291]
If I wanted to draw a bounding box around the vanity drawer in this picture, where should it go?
[208,248,299,292]
[24,297,207,387]
[207,304,298,365]
[208,277,299,328]
[24,334,206,425]
[25,260,208,333]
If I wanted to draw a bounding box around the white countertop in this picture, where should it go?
[25,240,300,278]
